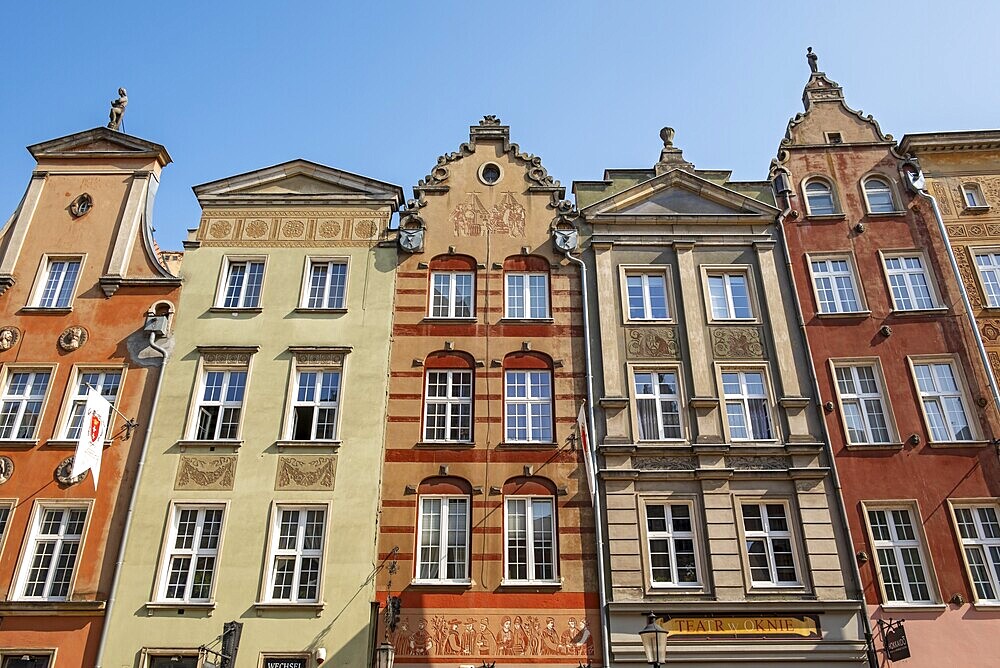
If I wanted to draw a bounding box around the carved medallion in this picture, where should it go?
[982,321,1000,342]
[710,326,764,359]
[70,193,93,218]
[318,220,341,238]
[175,455,237,490]
[0,456,13,484]
[625,327,679,359]
[246,219,269,238]
[58,326,89,352]
[355,220,378,239]
[283,220,305,237]
[55,456,87,486]
[0,326,20,351]
[276,455,337,490]
[209,220,232,238]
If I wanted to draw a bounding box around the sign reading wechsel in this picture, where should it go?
[659,614,821,639]
[263,659,307,668]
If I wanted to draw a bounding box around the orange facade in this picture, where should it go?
[0,128,181,666]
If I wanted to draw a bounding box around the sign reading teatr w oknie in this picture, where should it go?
[659,615,821,639]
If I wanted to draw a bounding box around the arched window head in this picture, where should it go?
[416,476,472,583]
[804,179,837,216]
[503,256,550,320]
[863,177,897,214]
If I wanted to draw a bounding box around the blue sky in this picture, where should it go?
[2,1,997,249]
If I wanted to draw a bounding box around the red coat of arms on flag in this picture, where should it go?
[89,412,103,444]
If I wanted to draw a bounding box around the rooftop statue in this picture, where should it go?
[807,47,818,73]
[108,87,128,131]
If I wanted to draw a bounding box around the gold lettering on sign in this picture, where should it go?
[659,615,820,639]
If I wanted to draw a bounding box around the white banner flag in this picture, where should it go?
[577,404,595,501]
[71,388,112,489]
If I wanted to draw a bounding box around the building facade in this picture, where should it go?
[574,130,867,665]
[376,117,600,667]
[99,160,402,668]
[775,57,1000,666]
[0,128,181,667]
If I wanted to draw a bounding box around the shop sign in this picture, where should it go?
[884,622,910,661]
[263,659,307,668]
[659,614,821,639]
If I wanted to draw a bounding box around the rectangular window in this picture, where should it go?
[963,184,987,209]
[147,655,198,668]
[721,370,772,441]
[505,273,549,319]
[645,502,699,586]
[219,259,265,309]
[423,370,472,442]
[912,361,973,442]
[304,259,348,310]
[61,369,122,440]
[810,257,862,313]
[504,370,552,443]
[0,370,51,440]
[741,502,798,586]
[35,258,82,308]
[953,504,1000,602]
[430,272,474,318]
[1,656,52,668]
[625,272,670,320]
[289,369,341,441]
[974,251,1000,307]
[15,505,87,600]
[866,506,934,604]
[707,272,753,320]
[833,364,892,445]
[193,369,247,440]
[884,255,937,311]
[416,496,470,582]
[634,370,682,441]
[265,506,326,603]
[157,505,224,602]
[505,496,556,583]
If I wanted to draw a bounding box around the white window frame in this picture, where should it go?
[142,651,202,668]
[642,500,701,588]
[807,255,865,314]
[862,176,899,214]
[428,271,475,319]
[286,367,342,441]
[262,504,329,604]
[12,501,92,601]
[0,499,15,560]
[719,367,775,442]
[950,501,1000,604]
[863,502,938,605]
[973,248,1000,308]
[414,495,471,584]
[631,367,685,442]
[620,266,672,322]
[504,272,550,319]
[30,255,85,309]
[879,251,941,312]
[702,267,756,322]
[962,183,988,209]
[830,361,895,446]
[0,366,54,441]
[300,257,349,310]
[503,495,558,584]
[739,501,801,588]
[189,367,248,441]
[908,357,978,443]
[422,369,473,443]
[214,256,266,309]
[0,652,55,668]
[504,369,553,443]
[155,503,227,603]
[58,366,125,440]
[803,178,838,216]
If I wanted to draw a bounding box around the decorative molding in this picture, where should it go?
[0,326,20,352]
[275,455,338,491]
[710,326,764,359]
[953,250,983,310]
[57,326,89,352]
[289,346,351,368]
[625,327,679,359]
[0,455,12,483]
[175,455,237,490]
[55,456,87,486]
[725,455,791,470]
[932,181,953,216]
[634,456,696,470]
[197,345,259,366]
[195,211,391,248]
[450,192,526,238]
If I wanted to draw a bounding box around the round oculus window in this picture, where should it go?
[479,162,502,185]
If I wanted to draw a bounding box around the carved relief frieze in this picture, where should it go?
[625,327,679,359]
[198,347,257,366]
[245,219,270,239]
[725,455,790,470]
[710,326,764,359]
[988,351,1000,386]
[292,351,347,367]
[633,456,696,470]
[953,250,983,309]
[275,455,338,490]
[932,181,953,216]
[197,211,388,247]
[175,455,237,490]
[450,193,526,238]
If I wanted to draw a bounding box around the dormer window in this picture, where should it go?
[863,177,898,214]
[804,179,837,216]
[963,183,988,209]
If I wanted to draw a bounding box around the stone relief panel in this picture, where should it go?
[200,350,254,366]
[933,181,953,216]
[450,193,526,237]
[625,327,679,359]
[634,456,696,470]
[710,326,764,359]
[175,455,237,491]
[0,326,19,351]
[953,249,984,310]
[275,455,337,491]
[725,455,791,470]
[197,210,389,247]
[945,222,1000,239]
[988,351,1000,386]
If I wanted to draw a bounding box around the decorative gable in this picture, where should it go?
[28,127,171,165]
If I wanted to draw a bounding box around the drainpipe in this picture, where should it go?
[94,331,169,668]
[771,177,878,668]
[901,162,1000,415]
[562,246,612,668]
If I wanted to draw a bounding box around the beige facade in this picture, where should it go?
[574,134,866,665]
[99,160,402,668]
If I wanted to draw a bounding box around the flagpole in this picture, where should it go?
[83,383,138,439]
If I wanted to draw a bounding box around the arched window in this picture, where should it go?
[804,179,837,216]
[429,254,477,319]
[503,352,554,444]
[423,351,475,443]
[503,476,558,583]
[863,177,897,214]
[416,477,472,583]
[503,255,550,319]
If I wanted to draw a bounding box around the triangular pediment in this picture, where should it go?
[28,127,171,165]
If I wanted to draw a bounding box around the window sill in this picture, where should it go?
[421,316,477,323]
[0,439,38,448]
[648,585,705,593]
[843,442,904,451]
[964,205,991,213]
[498,317,555,324]
[145,601,216,614]
[972,601,1000,610]
[253,601,324,616]
[274,439,341,452]
[814,310,872,319]
[498,441,558,450]
[175,439,242,451]
[730,439,780,447]
[208,307,262,314]
[879,603,947,612]
[410,579,473,587]
[46,439,112,449]
[747,584,807,592]
[926,440,990,449]
[637,439,690,447]
[19,306,73,314]
[805,213,847,221]
[294,307,347,314]
[0,600,105,615]
[499,580,561,589]
[624,319,676,326]
[888,307,948,316]
[865,210,907,217]
[708,318,759,325]
[414,441,475,449]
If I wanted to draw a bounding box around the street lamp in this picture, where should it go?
[374,641,395,668]
[639,612,668,667]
